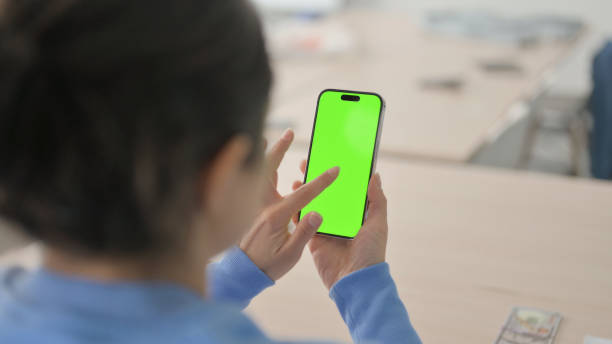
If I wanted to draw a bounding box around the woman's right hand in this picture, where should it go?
[292,160,389,290]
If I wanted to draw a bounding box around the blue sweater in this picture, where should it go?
[0,246,421,343]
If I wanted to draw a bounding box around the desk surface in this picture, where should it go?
[0,150,610,343]
[245,149,612,343]
[268,10,580,162]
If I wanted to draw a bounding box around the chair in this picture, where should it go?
[589,41,612,180]
[517,94,590,176]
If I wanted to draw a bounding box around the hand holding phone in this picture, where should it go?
[295,89,388,289]
[293,161,388,290]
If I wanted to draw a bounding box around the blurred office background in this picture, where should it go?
[254,0,612,178]
[0,2,611,342]
[1,1,610,258]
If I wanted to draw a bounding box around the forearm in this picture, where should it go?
[206,246,274,309]
[330,263,421,344]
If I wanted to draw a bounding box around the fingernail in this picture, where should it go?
[327,166,340,178]
[375,173,382,187]
[308,212,323,227]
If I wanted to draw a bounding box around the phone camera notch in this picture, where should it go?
[341,94,360,101]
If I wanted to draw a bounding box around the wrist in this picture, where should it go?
[207,246,274,307]
[239,244,271,279]
[330,261,392,302]
[330,258,386,290]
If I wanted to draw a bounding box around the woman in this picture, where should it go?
[0,0,421,343]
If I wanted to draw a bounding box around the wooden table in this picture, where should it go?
[267,10,582,162]
[1,148,610,343]
[244,149,612,343]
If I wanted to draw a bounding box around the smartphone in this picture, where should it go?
[299,89,385,239]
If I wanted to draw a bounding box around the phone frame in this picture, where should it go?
[299,88,386,240]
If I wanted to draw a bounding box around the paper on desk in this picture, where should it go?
[585,336,612,344]
[265,18,357,59]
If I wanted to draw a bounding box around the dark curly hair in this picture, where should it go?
[0,0,272,255]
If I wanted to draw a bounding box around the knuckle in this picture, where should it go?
[322,172,334,184]
[296,223,312,238]
[290,187,305,202]
[311,177,327,192]
[298,184,315,199]
[289,227,306,243]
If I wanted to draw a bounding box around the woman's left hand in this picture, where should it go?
[239,129,338,281]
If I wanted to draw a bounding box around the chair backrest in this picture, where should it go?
[589,41,612,179]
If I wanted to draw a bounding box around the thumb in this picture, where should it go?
[285,212,322,254]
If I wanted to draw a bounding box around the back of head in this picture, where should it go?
[0,0,272,255]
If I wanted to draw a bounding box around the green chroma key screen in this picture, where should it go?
[300,89,383,238]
